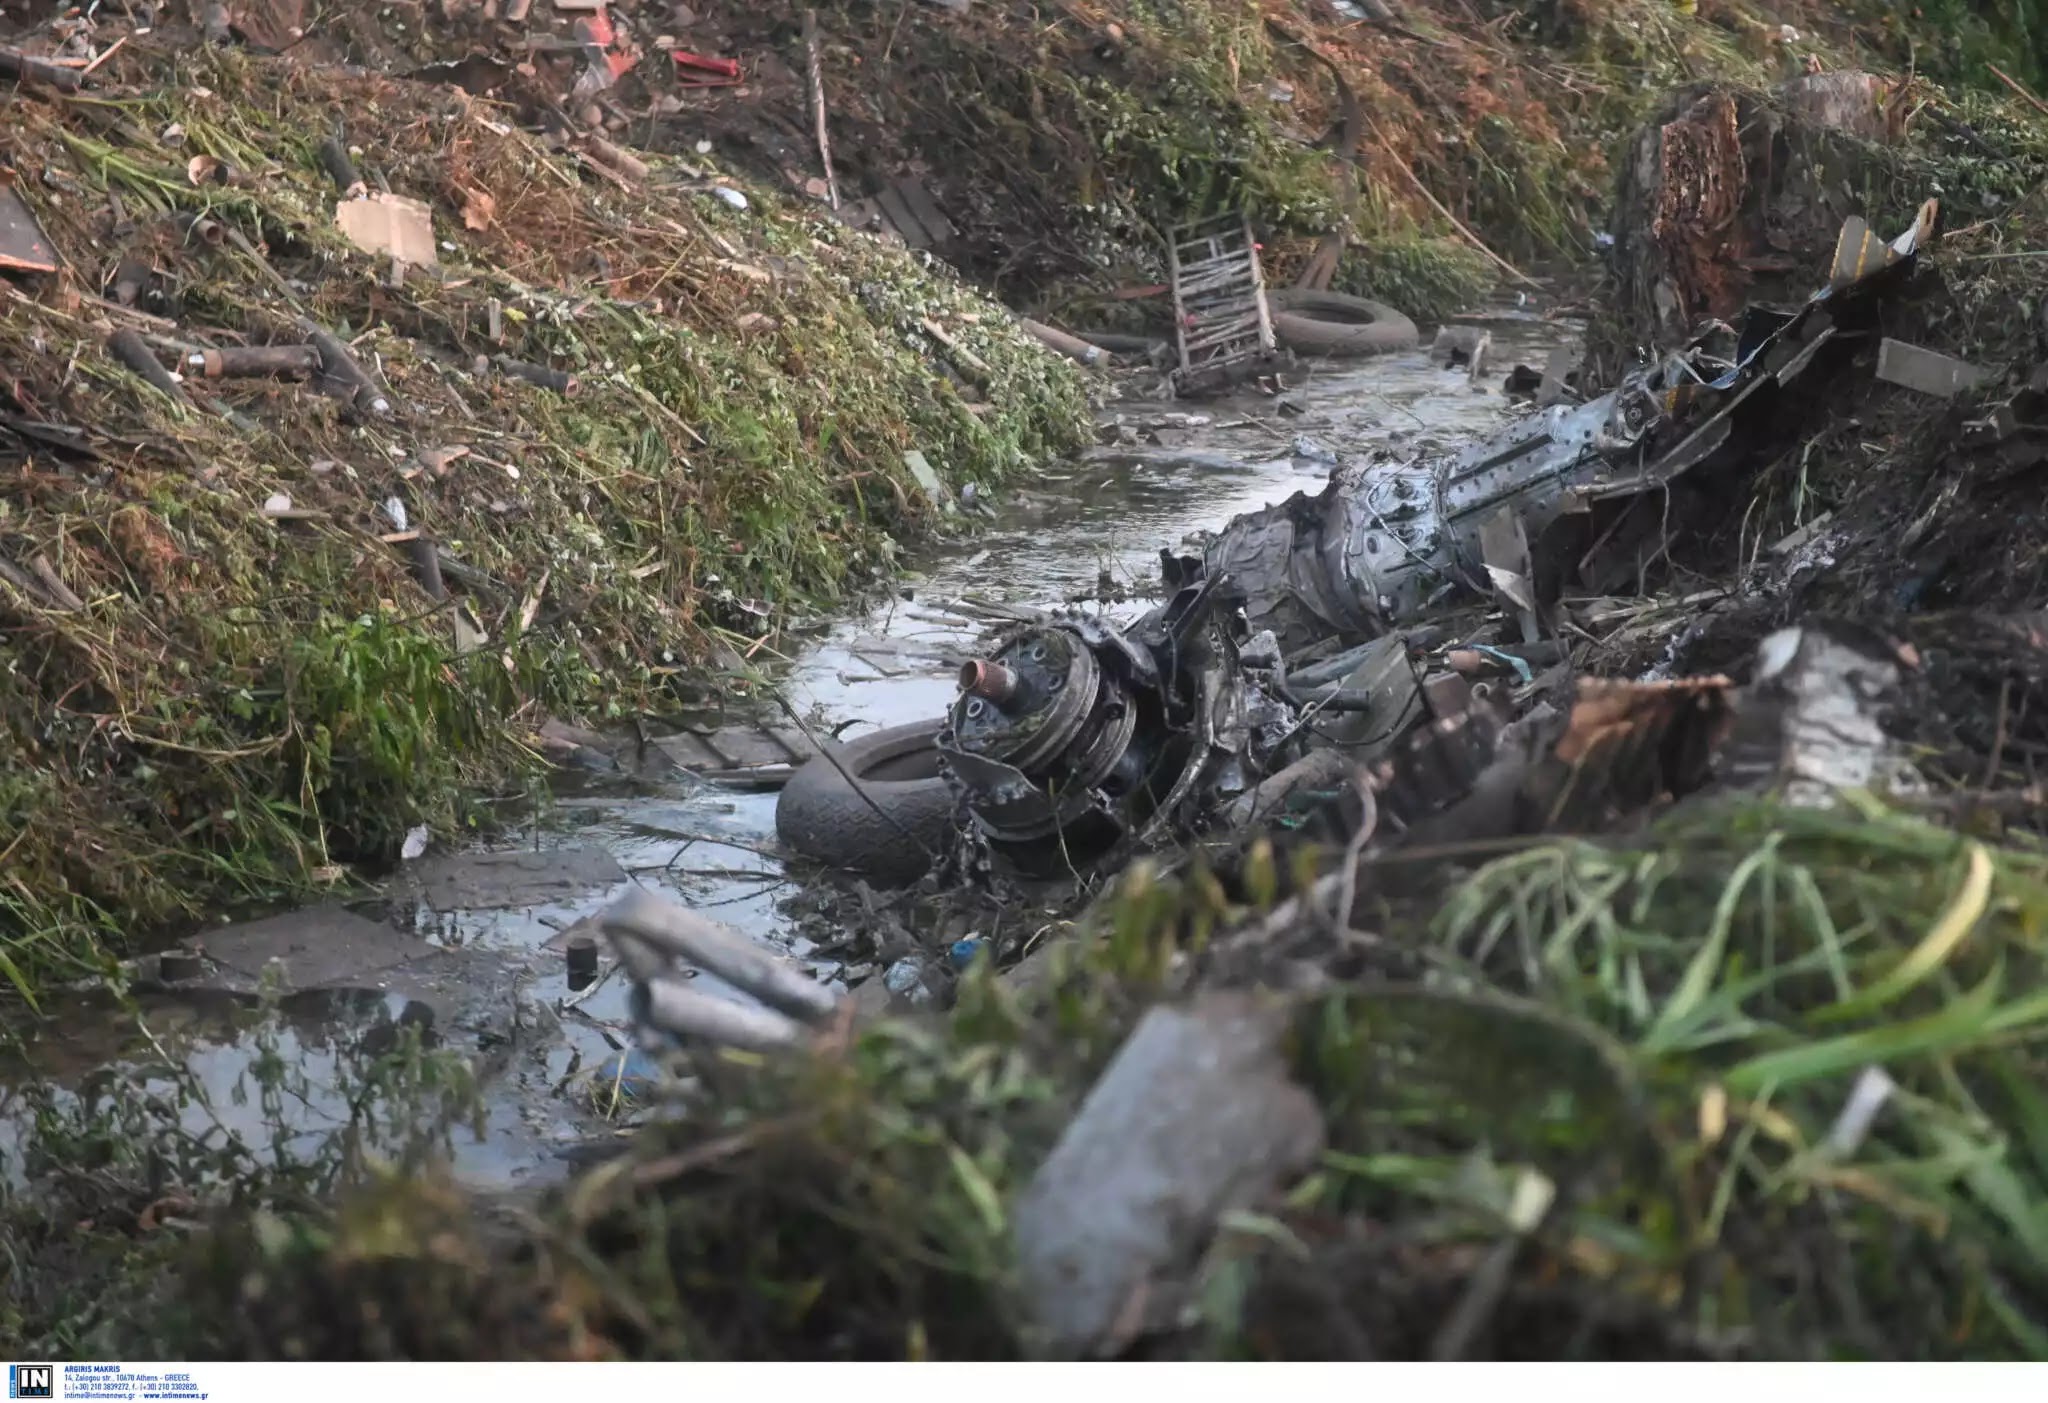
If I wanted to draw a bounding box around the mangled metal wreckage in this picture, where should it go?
[776,204,1937,886]
[1188,202,1939,652]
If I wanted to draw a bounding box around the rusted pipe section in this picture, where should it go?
[186,344,323,378]
[0,46,85,92]
[959,658,1021,707]
[175,211,227,247]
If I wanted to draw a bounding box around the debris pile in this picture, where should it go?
[1191,199,1935,646]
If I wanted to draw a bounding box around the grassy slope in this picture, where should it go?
[805,0,1853,320]
[0,40,1087,996]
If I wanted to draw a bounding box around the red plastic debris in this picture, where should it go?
[672,50,740,79]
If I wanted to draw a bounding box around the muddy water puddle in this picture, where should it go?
[1,324,1569,1189]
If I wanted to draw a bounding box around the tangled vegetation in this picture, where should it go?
[9,797,2047,1358]
[798,0,1892,320]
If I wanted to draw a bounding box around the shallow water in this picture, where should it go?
[0,324,1570,1191]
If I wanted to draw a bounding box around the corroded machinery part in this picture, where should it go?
[944,626,1148,856]
[939,591,1301,875]
[1199,386,1653,652]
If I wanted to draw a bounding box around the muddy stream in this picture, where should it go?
[0,321,1568,1193]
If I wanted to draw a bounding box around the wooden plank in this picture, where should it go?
[1179,269,1255,297]
[1183,289,1261,315]
[894,177,955,245]
[1183,316,1266,354]
[873,184,928,248]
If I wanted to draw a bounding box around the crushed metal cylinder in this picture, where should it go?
[938,578,1299,876]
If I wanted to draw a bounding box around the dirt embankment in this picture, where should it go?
[0,23,1087,993]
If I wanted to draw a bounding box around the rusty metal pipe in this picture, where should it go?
[959,658,1021,706]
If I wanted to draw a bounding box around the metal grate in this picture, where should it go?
[1168,212,1276,395]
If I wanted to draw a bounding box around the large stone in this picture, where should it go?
[1013,994,1324,1358]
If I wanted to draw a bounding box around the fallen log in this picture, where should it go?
[583,133,649,184]
[29,555,85,612]
[920,318,990,382]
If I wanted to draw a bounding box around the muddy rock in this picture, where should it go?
[1013,993,1324,1358]
[185,906,438,990]
[395,847,629,911]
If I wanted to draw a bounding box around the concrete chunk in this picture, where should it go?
[1876,338,1992,399]
[1013,994,1324,1358]
[189,906,431,990]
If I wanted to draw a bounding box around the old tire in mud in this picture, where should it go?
[1268,289,1420,357]
[774,720,956,886]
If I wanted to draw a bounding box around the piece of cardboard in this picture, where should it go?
[335,192,437,267]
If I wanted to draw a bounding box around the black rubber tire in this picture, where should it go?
[774,720,955,886]
[1268,288,1421,357]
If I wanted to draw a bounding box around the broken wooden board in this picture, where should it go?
[830,176,953,252]
[335,192,437,267]
[0,183,58,274]
[650,722,820,776]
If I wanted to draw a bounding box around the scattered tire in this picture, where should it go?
[1267,288,1420,357]
[774,719,956,886]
